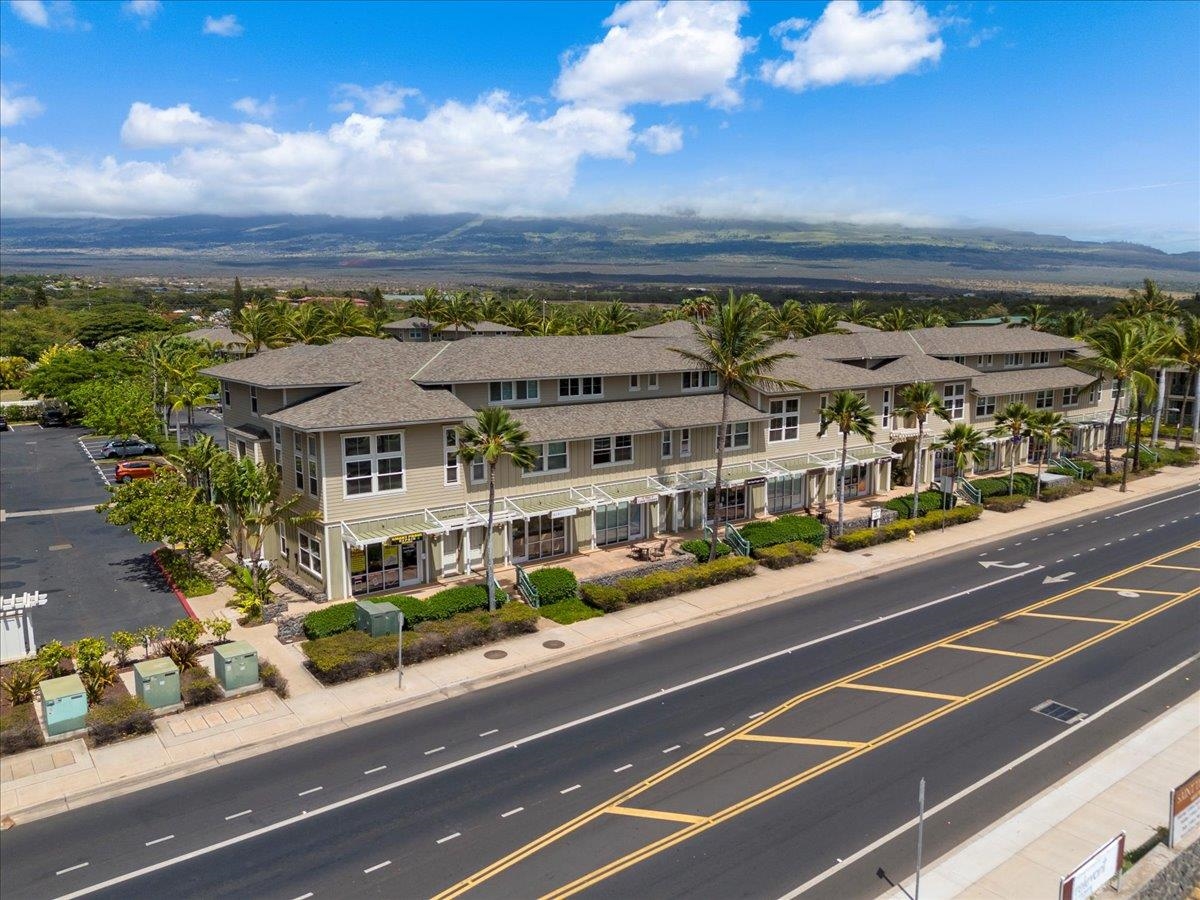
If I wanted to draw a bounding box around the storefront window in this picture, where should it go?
[351,538,421,595]
[707,485,747,521]
[837,464,870,499]
[513,514,567,561]
[595,501,644,546]
[768,474,806,514]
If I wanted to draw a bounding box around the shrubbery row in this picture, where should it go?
[580,556,757,612]
[678,538,732,563]
[884,490,958,519]
[752,540,818,569]
[738,514,825,550]
[86,697,155,746]
[527,567,578,605]
[303,584,501,639]
[834,505,982,550]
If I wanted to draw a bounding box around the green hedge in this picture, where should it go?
[835,505,982,551]
[581,583,628,612]
[1048,460,1097,480]
[303,602,357,639]
[983,494,1028,512]
[0,404,38,422]
[678,538,731,563]
[302,630,397,683]
[614,556,757,605]
[302,584,502,639]
[0,704,44,754]
[1156,446,1198,467]
[156,549,215,597]
[538,597,603,624]
[1039,481,1090,502]
[753,540,818,569]
[884,490,958,519]
[527,567,578,605]
[738,514,825,550]
[970,473,1038,498]
[182,669,221,707]
[86,697,155,746]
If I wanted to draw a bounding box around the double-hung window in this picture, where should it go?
[723,421,750,450]
[250,386,259,414]
[1004,353,1022,368]
[1062,387,1079,406]
[1110,379,1120,399]
[343,433,405,496]
[489,380,538,404]
[882,388,892,428]
[682,371,717,391]
[293,433,304,491]
[629,375,640,392]
[558,376,602,399]
[307,435,320,496]
[527,441,568,475]
[647,373,659,390]
[679,428,691,458]
[980,354,993,367]
[222,384,231,408]
[818,394,828,422]
[469,457,486,485]
[1031,351,1050,366]
[661,430,672,459]
[975,395,996,418]
[297,531,321,575]
[943,383,966,420]
[276,522,290,561]
[593,434,633,466]
[273,425,283,478]
[1035,389,1054,409]
[768,399,799,442]
[444,428,460,485]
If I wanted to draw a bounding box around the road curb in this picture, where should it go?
[150,548,199,620]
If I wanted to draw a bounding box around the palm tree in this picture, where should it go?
[679,295,714,322]
[933,423,990,501]
[456,408,536,612]
[407,288,447,336]
[232,304,284,352]
[795,303,846,337]
[895,382,951,517]
[170,433,222,500]
[169,377,214,445]
[844,298,873,324]
[772,299,803,339]
[1127,319,1173,473]
[324,299,373,337]
[435,292,480,337]
[1026,411,1073,499]
[214,455,317,566]
[913,308,948,328]
[476,291,504,323]
[500,298,540,334]
[817,391,877,535]
[1011,303,1052,331]
[599,300,637,334]
[874,307,913,331]
[1051,308,1094,338]
[1170,313,1200,450]
[672,291,800,560]
[1113,278,1178,320]
[1072,320,1156,476]
[989,401,1036,495]
[284,303,337,346]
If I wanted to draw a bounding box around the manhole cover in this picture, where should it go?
[542,640,565,649]
[1032,699,1085,724]
[483,650,507,660]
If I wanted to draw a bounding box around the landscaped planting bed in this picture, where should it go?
[753,540,818,569]
[0,704,44,754]
[527,567,578,605]
[983,494,1028,512]
[538,597,603,625]
[971,473,1039,498]
[738,514,825,550]
[884,490,958,519]
[155,548,216,597]
[581,556,757,611]
[834,505,983,551]
[302,584,502,639]
[678,538,732,563]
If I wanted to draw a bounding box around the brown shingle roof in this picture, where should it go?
[383,318,520,334]
[204,337,439,387]
[510,394,768,442]
[970,367,1097,396]
[184,326,246,346]
[909,326,1084,355]
[264,377,473,431]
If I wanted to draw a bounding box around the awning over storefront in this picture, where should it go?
[340,510,447,547]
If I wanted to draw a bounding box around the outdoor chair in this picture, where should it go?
[650,538,669,559]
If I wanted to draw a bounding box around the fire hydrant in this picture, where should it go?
[907,529,916,542]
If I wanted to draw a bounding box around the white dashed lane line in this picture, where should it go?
[704,727,726,737]
[56,863,89,876]
[479,729,499,737]
[224,809,252,821]
[289,893,313,900]
[424,746,445,756]
[501,807,524,818]
[662,745,682,754]
[363,765,387,775]
[297,786,323,797]
[144,835,174,847]
[363,860,391,874]
[613,763,633,773]
[560,784,581,795]
[436,833,461,845]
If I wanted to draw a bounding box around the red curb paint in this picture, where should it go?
[152,548,199,620]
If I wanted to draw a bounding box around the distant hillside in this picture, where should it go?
[1,214,1196,291]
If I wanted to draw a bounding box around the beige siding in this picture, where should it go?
[451,373,709,411]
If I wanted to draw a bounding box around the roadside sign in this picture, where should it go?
[1169,770,1200,848]
[870,507,882,524]
[1059,832,1125,900]
[744,476,767,486]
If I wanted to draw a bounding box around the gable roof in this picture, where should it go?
[969,366,1097,396]
[511,394,767,442]
[909,326,1083,355]
[204,337,439,388]
[264,377,472,431]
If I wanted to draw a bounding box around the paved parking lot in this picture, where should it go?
[0,425,187,644]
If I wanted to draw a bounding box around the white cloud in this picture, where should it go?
[762,0,944,92]
[555,0,753,109]
[0,83,44,126]
[1,96,637,217]
[967,26,1001,48]
[635,123,683,154]
[331,82,419,116]
[122,0,161,26]
[10,0,48,27]
[202,13,242,37]
[232,95,277,120]
[10,0,85,29]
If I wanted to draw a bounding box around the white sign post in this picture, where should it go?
[0,591,49,663]
[1059,832,1125,900]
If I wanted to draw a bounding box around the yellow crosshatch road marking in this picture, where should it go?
[433,542,1200,900]
[1088,586,1182,596]
[1147,564,1200,572]
[735,734,866,749]
[606,807,707,825]
[1022,611,1127,624]
[942,643,1048,661]
[839,683,963,702]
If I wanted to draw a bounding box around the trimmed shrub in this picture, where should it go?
[302,631,397,684]
[182,669,221,707]
[1157,446,1198,467]
[156,549,215,597]
[303,602,357,639]
[1039,481,1090,502]
[527,567,578,605]
[86,697,154,746]
[738,515,825,550]
[833,529,883,551]
[259,660,290,699]
[984,494,1029,512]
[0,704,44,754]
[971,473,1038,498]
[835,505,982,550]
[385,585,498,629]
[538,597,603,624]
[678,538,731,563]
[753,540,818,569]
[615,556,757,606]
[1095,471,1124,486]
[1048,460,1097,480]
[581,583,628,612]
[885,490,958,519]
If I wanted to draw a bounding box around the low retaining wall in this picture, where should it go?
[584,555,695,587]
[1136,840,1200,899]
[827,508,900,536]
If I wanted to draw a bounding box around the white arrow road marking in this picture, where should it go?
[1042,572,1076,584]
[979,560,1029,569]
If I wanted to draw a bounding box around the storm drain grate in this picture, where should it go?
[1032,700,1086,724]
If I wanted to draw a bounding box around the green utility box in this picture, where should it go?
[213,640,259,691]
[134,657,181,709]
[355,600,400,637]
[40,674,87,736]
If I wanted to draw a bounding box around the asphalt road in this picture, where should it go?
[0,425,185,642]
[3,487,1198,900]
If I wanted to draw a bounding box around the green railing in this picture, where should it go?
[490,576,508,606]
[1050,455,1084,478]
[957,480,982,505]
[515,566,539,609]
[724,523,750,556]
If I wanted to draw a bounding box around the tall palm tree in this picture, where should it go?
[214,455,316,564]
[795,303,846,337]
[170,433,223,500]
[169,377,214,445]
[232,304,284,352]
[1026,411,1073,499]
[500,298,540,334]
[933,423,990,502]
[1127,318,1173,472]
[679,295,714,322]
[913,308,948,328]
[844,298,873,324]
[874,307,913,331]
[1051,308,1094,338]
[406,288,447,336]
[1011,303,1052,331]
[283,303,337,345]
[817,391,877,535]
[895,382,951,517]
[435,292,480,337]
[1113,278,1178,321]
[324,299,373,337]
[772,299,804,339]
[672,291,800,560]
[1170,313,1200,450]
[989,401,1036,495]
[1072,320,1156,476]
[599,300,637,334]
[456,408,536,612]
[476,291,504,323]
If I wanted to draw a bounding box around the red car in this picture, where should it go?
[114,460,157,483]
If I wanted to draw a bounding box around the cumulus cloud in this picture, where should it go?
[10,0,48,27]
[203,13,242,37]
[635,123,683,154]
[121,0,161,26]
[1,96,637,217]
[762,0,944,92]
[555,0,753,109]
[331,82,419,116]
[10,0,85,30]
[0,83,44,126]
[232,95,277,120]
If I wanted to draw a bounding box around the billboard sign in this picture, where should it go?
[1169,770,1200,848]
[1059,832,1125,900]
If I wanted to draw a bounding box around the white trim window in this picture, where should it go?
[661,430,672,459]
[1030,351,1050,366]
[489,380,539,405]
[443,428,460,485]
[647,372,659,391]
[975,395,996,418]
[629,374,640,392]
[293,435,304,491]
[558,376,602,399]
[679,427,691,458]
[527,441,568,475]
[593,434,633,466]
[682,371,717,391]
[768,399,799,442]
[307,434,320,497]
[297,531,321,576]
[818,394,828,422]
[949,355,966,365]
[882,388,892,428]
[273,425,283,478]
[1110,379,1120,399]
[469,457,486,485]
[722,421,750,450]
[276,522,290,562]
[1062,387,1079,407]
[1034,389,1054,409]
[1004,353,1022,368]
[343,433,405,496]
[943,383,966,420]
[223,384,231,408]
[250,386,259,414]
[980,354,993,367]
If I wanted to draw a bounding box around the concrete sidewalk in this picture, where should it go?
[2,467,1197,825]
[881,691,1200,899]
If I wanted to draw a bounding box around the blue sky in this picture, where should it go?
[1,0,1197,251]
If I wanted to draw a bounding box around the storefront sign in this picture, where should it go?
[744,476,767,486]
[551,507,577,519]
[387,533,423,546]
[1169,770,1200,848]
[634,494,659,505]
[1059,833,1124,900]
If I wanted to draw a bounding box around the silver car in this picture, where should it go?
[101,438,160,458]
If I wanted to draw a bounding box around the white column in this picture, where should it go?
[1152,367,1167,444]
